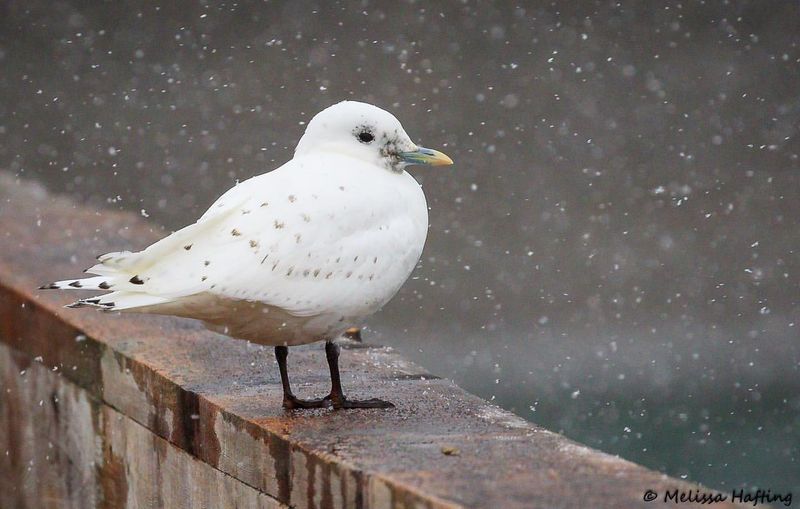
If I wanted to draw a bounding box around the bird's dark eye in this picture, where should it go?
[358,131,375,144]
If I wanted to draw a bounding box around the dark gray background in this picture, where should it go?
[1,0,798,494]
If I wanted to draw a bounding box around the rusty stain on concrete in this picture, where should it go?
[269,431,293,503]
[100,441,129,509]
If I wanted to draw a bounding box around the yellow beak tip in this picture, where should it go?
[435,153,454,166]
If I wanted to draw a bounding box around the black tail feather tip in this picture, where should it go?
[65,298,114,310]
[39,283,59,290]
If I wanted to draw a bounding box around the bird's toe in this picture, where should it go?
[332,397,395,410]
[282,394,332,410]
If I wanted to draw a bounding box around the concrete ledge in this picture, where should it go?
[0,174,742,508]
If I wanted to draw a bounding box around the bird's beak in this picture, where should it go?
[398,146,454,166]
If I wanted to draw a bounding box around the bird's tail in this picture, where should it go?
[62,291,169,311]
[40,276,113,291]
[38,256,169,311]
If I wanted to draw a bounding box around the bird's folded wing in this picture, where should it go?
[85,172,392,314]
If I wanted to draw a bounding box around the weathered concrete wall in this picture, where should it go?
[0,342,284,509]
[0,173,745,508]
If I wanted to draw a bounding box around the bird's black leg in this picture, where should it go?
[325,340,394,409]
[275,346,330,410]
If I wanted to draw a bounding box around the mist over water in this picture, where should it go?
[1,1,798,492]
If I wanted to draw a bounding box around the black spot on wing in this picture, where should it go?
[129,276,144,285]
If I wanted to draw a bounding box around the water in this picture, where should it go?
[1,0,798,493]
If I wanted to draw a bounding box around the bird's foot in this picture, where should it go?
[282,394,332,410]
[331,396,395,410]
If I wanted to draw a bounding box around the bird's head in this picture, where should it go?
[294,100,453,172]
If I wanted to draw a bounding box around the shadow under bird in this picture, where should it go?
[40,101,453,410]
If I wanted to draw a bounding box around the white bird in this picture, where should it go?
[40,100,453,409]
